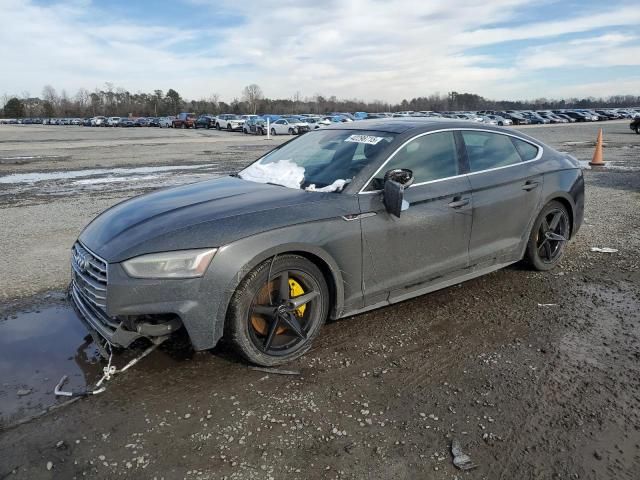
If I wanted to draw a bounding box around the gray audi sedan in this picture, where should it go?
[70,118,584,366]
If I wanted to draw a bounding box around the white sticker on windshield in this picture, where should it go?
[345,134,384,145]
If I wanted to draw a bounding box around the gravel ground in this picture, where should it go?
[0,121,638,479]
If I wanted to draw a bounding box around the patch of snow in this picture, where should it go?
[305,179,350,192]
[0,164,215,184]
[72,175,162,185]
[239,159,305,190]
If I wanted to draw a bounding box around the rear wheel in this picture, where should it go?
[226,255,329,366]
[271,128,276,136]
[525,201,570,271]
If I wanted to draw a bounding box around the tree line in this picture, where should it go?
[2,83,639,118]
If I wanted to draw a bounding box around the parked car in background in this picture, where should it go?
[107,117,121,127]
[195,115,216,129]
[119,118,135,127]
[147,117,160,127]
[554,113,575,123]
[484,114,512,126]
[521,112,550,124]
[159,116,174,128]
[91,116,107,127]
[216,114,245,131]
[269,118,298,135]
[302,116,331,129]
[480,116,498,125]
[243,117,268,135]
[270,117,311,135]
[630,117,640,133]
[498,111,530,125]
[536,112,566,123]
[172,113,196,129]
[556,110,590,122]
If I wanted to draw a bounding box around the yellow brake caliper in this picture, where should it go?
[252,278,306,335]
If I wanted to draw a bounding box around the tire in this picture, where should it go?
[524,201,571,271]
[226,255,329,366]
[288,128,294,135]
[271,128,276,136]
[216,123,221,130]
[227,124,232,132]
[181,123,186,129]
[635,126,639,134]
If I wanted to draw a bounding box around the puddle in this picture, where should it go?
[0,295,197,427]
[0,302,101,426]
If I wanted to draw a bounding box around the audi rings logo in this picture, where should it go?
[74,250,89,273]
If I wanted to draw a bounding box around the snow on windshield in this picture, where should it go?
[305,179,350,192]
[239,159,305,190]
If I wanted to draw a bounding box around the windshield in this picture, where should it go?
[239,129,396,192]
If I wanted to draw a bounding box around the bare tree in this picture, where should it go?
[242,84,263,114]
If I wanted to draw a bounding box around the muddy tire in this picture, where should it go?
[226,255,329,366]
[525,201,571,271]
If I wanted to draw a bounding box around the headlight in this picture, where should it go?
[122,248,217,279]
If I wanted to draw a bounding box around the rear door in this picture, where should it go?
[358,130,473,305]
[460,130,544,266]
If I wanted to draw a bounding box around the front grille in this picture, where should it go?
[71,242,108,309]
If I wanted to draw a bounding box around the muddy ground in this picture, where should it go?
[0,121,638,479]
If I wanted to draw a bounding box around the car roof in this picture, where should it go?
[322,117,475,134]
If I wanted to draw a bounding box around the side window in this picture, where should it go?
[511,137,539,161]
[461,131,522,172]
[276,120,284,125]
[369,132,459,189]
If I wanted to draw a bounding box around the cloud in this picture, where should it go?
[0,0,638,102]
[518,34,640,69]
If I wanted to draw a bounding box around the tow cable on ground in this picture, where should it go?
[54,338,166,397]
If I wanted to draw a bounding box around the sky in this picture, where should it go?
[0,0,639,103]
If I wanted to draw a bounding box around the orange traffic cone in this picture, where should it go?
[589,128,605,166]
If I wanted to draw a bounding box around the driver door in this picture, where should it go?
[358,131,473,305]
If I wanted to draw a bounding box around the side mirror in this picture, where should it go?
[383,169,414,218]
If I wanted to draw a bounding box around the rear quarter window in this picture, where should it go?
[461,131,522,172]
[511,137,540,161]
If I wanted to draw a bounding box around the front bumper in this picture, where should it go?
[70,243,188,348]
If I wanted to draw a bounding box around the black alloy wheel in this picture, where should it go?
[525,201,570,271]
[226,255,329,366]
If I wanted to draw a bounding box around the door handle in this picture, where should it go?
[522,181,540,191]
[448,197,470,209]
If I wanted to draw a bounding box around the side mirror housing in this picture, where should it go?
[383,169,414,217]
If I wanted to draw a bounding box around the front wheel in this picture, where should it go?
[524,201,570,271]
[226,255,329,366]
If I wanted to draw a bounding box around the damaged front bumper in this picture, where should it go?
[70,241,185,350]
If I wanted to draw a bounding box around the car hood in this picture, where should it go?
[79,176,354,263]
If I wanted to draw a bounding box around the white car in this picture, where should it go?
[484,114,513,126]
[107,116,121,127]
[269,117,310,135]
[301,116,331,130]
[159,116,174,128]
[216,114,245,131]
[91,116,107,126]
